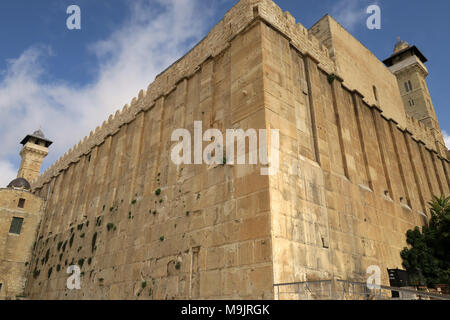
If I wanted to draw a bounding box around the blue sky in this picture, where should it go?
[0,0,449,186]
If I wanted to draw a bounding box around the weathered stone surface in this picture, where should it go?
[1,0,448,300]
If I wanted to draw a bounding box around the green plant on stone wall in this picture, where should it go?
[78,258,85,268]
[327,73,338,84]
[91,232,98,253]
[69,233,75,248]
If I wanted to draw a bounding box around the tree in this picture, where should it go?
[400,195,450,287]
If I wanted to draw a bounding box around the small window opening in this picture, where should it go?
[9,217,24,235]
[405,80,413,92]
[18,198,26,208]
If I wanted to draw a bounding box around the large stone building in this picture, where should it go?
[1,0,449,299]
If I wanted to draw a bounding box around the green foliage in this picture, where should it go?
[69,233,75,248]
[91,232,98,253]
[155,189,162,196]
[131,199,137,205]
[43,249,50,264]
[401,195,450,286]
[48,267,53,279]
[160,236,165,242]
[327,73,337,84]
[141,281,147,289]
[78,258,85,268]
[107,223,115,232]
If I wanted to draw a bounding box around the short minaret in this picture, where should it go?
[383,38,447,156]
[17,129,53,182]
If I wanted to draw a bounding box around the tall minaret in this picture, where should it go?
[383,37,446,157]
[17,129,53,182]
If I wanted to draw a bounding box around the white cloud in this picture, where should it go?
[0,0,217,186]
[331,0,367,32]
[443,131,450,150]
[0,160,17,188]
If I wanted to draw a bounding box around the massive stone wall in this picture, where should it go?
[26,20,274,300]
[261,23,450,291]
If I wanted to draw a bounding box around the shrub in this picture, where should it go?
[401,195,450,286]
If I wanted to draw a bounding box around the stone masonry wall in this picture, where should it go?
[26,0,336,300]
[26,20,273,300]
[23,0,450,300]
[261,24,449,293]
[0,189,43,299]
[309,15,407,131]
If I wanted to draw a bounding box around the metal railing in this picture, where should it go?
[274,280,450,300]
